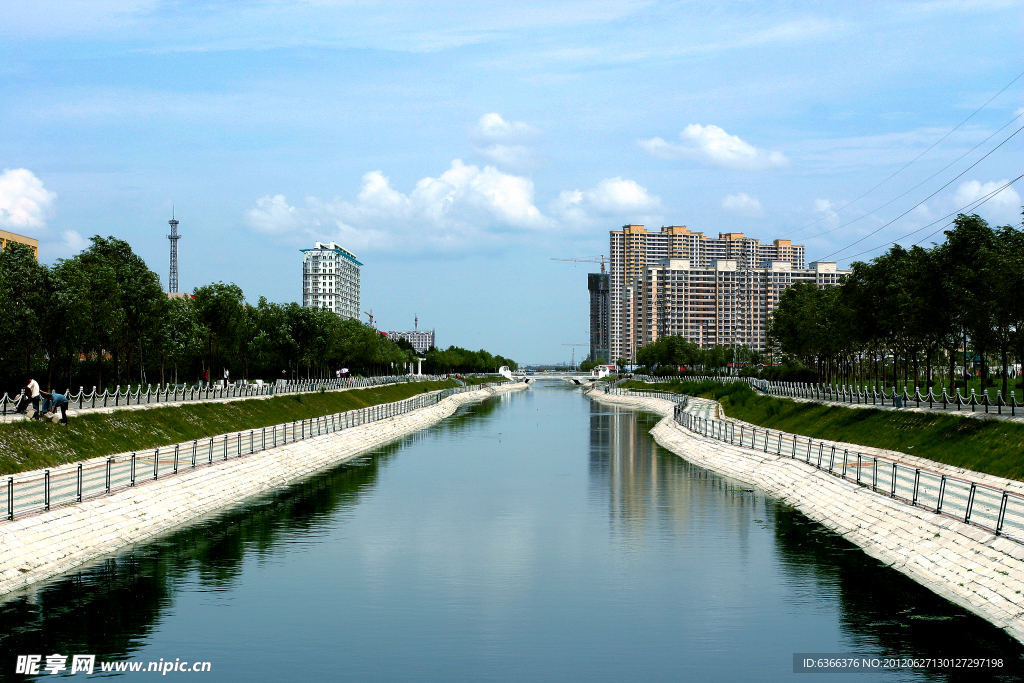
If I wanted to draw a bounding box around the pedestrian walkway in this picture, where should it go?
[780,394,1024,424]
[0,377,442,425]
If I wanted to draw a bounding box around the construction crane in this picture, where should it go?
[562,343,588,370]
[363,310,375,327]
[550,255,610,274]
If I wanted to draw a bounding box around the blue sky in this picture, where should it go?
[1,1,1021,363]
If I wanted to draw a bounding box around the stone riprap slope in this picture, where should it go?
[588,389,1024,644]
[0,383,527,597]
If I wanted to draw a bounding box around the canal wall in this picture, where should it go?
[588,389,1024,644]
[0,383,528,597]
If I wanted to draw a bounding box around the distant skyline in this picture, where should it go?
[1,1,1021,363]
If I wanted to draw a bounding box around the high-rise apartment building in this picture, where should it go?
[386,329,436,354]
[635,258,847,353]
[588,273,610,363]
[301,242,361,320]
[608,224,837,361]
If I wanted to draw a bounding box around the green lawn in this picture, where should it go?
[0,380,457,476]
[622,379,1024,481]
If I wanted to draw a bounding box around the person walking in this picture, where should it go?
[38,390,69,424]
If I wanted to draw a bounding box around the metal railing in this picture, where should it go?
[628,375,1021,417]
[2,381,517,522]
[746,379,1020,416]
[596,385,1024,543]
[1,375,446,417]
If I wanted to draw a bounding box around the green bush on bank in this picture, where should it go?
[0,380,457,476]
[462,375,502,386]
[624,380,1024,481]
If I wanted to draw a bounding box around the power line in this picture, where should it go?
[797,110,1024,242]
[830,174,1024,262]
[817,122,1024,261]
[781,69,1024,238]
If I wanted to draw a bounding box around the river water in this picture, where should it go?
[2,382,1022,681]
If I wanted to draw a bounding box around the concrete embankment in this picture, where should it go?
[0,383,527,597]
[588,389,1024,643]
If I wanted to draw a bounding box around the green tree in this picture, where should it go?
[193,282,245,382]
[0,242,46,384]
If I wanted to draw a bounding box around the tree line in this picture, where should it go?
[768,212,1024,395]
[420,345,518,375]
[632,336,759,374]
[0,236,517,391]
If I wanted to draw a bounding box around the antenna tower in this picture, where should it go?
[167,209,181,293]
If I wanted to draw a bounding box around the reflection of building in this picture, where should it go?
[0,229,39,260]
[588,273,610,363]
[589,400,761,544]
[302,242,361,320]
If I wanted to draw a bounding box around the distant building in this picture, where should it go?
[609,224,815,360]
[588,273,610,363]
[386,328,436,354]
[302,242,361,319]
[0,229,39,260]
[634,258,849,353]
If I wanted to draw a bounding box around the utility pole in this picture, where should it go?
[562,343,587,371]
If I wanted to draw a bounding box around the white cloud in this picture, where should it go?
[638,124,788,170]
[953,179,1022,224]
[721,192,764,218]
[474,144,541,170]
[551,177,662,228]
[246,194,304,235]
[245,159,553,253]
[41,229,90,260]
[0,168,57,233]
[812,198,840,230]
[471,113,540,143]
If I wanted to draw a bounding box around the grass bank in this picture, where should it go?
[463,375,502,386]
[0,380,458,476]
[621,379,1024,481]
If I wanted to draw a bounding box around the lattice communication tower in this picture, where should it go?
[167,210,181,293]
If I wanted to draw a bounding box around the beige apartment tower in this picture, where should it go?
[609,224,843,362]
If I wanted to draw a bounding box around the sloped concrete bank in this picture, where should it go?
[588,389,1024,643]
[0,383,527,597]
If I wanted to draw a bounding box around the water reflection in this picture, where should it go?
[772,508,1024,678]
[0,435,402,677]
[588,400,1024,680]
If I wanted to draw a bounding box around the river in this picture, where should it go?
[1,382,1021,681]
